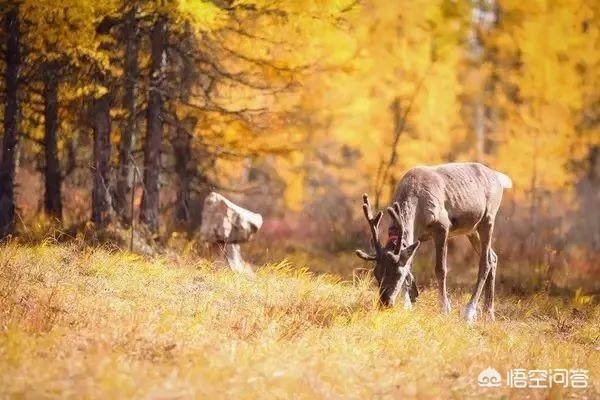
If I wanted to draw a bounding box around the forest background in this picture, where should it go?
[0,0,598,293]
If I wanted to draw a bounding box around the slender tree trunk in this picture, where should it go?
[43,62,62,221]
[91,73,113,227]
[470,0,485,162]
[387,98,402,200]
[528,132,540,266]
[474,97,485,161]
[172,117,196,228]
[469,0,497,161]
[0,7,20,238]
[171,23,197,231]
[115,6,139,225]
[140,16,167,234]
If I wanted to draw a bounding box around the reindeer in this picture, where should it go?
[356,162,512,322]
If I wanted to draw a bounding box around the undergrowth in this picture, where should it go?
[0,242,598,399]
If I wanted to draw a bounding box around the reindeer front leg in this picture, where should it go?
[434,225,451,314]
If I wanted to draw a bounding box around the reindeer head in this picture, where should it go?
[355,194,420,307]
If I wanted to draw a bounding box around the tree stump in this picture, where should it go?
[199,192,263,273]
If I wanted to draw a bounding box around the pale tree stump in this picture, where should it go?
[199,192,263,274]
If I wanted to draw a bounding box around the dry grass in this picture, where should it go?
[0,242,598,399]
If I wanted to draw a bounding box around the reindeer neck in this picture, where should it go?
[394,196,418,247]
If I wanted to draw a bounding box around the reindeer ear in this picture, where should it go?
[355,249,377,261]
[400,241,420,261]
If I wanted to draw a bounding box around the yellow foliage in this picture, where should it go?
[177,0,227,31]
[11,0,599,214]
[491,0,599,196]
[269,0,598,209]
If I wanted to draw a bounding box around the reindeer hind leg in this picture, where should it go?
[464,218,494,323]
[483,248,498,320]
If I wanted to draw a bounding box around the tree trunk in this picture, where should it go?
[140,16,167,234]
[170,22,199,231]
[468,0,497,161]
[0,7,20,238]
[172,117,196,228]
[474,97,485,161]
[91,74,113,227]
[43,62,62,221]
[115,6,139,225]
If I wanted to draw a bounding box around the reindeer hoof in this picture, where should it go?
[403,293,413,310]
[441,303,452,315]
[463,306,477,323]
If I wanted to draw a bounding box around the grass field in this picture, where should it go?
[0,242,598,399]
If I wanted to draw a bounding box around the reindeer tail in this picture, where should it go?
[495,171,513,189]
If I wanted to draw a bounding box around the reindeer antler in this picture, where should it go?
[387,202,403,254]
[361,193,383,255]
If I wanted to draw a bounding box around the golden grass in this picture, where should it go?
[0,242,598,399]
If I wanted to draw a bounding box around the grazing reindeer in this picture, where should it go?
[356,162,512,322]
